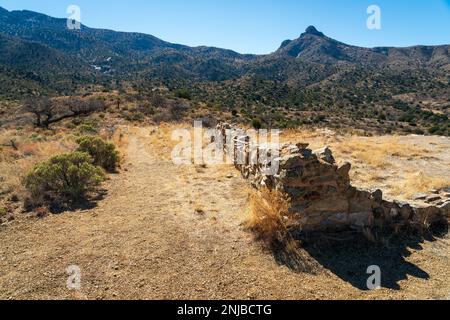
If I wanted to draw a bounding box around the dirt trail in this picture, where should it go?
[0,127,449,300]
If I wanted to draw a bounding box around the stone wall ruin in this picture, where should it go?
[217,123,449,232]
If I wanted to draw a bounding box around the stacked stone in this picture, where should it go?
[216,123,449,231]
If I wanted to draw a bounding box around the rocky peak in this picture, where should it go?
[302,26,325,37]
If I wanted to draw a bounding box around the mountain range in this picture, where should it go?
[0,7,449,134]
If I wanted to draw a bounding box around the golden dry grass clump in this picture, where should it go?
[246,188,293,248]
[246,188,318,273]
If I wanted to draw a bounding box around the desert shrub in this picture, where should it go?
[124,112,144,122]
[76,136,120,172]
[173,88,191,100]
[24,152,105,206]
[428,125,445,135]
[252,119,262,130]
[152,111,172,123]
[412,128,425,135]
[77,123,98,135]
[196,116,217,128]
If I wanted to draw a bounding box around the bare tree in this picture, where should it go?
[23,97,106,128]
[151,94,168,109]
[67,98,106,116]
[23,97,56,128]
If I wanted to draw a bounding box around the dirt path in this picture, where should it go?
[0,127,449,300]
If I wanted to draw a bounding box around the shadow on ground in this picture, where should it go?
[49,189,108,214]
[273,223,448,290]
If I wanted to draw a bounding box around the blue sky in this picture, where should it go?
[1,0,449,54]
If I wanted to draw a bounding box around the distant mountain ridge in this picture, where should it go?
[0,7,449,136]
[2,7,449,69]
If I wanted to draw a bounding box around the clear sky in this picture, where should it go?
[1,0,449,54]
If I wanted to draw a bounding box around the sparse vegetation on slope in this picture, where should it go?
[0,7,449,135]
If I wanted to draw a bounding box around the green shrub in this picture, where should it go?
[174,89,192,100]
[76,136,120,172]
[24,152,104,205]
[124,112,144,122]
[428,125,443,135]
[252,119,262,130]
[77,123,98,135]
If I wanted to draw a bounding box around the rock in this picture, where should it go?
[439,202,450,216]
[283,187,307,198]
[313,146,335,164]
[194,208,205,215]
[280,168,302,179]
[371,189,383,203]
[348,212,373,227]
[372,207,385,219]
[412,193,428,201]
[296,143,309,150]
[284,145,300,154]
[414,206,443,224]
[390,208,399,218]
[337,162,351,179]
[278,154,305,170]
[299,149,313,159]
[302,195,349,213]
[395,201,414,221]
[426,195,442,203]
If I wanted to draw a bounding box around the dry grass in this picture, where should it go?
[246,188,318,274]
[282,129,427,165]
[391,171,450,199]
[331,136,426,168]
[0,128,77,201]
[281,128,448,200]
[330,135,448,200]
[246,188,292,248]
[104,126,129,165]
[148,123,191,160]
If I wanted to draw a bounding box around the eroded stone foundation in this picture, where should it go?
[217,123,449,231]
